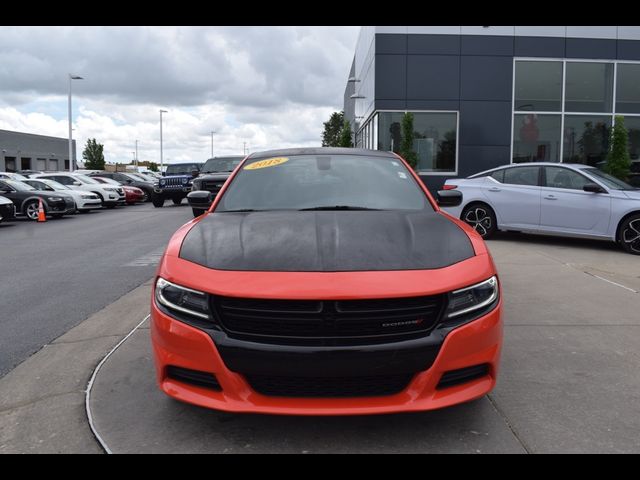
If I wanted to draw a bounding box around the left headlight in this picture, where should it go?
[445,276,499,320]
[155,278,210,320]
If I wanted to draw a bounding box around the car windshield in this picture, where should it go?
[73,174,100,185]
[201,157,243,173]
[127,173,147,181]
[4,179,35,191]
[95,177,121,185]
[166,163,201,176]
[585,168,637,190]
[216,154,431,212]
[41,180,70,190]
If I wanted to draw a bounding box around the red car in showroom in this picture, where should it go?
[151,148,503,415]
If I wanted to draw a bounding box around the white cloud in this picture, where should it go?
[0,26,359,164]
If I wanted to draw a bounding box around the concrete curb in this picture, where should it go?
[0,279,153,454]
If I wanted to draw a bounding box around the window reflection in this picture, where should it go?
[565,62,614,113]
[512,114,561,163]
[515,61,563,112]
[563,115,611,166]
[377,112,457,172]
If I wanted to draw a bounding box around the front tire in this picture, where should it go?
[152,195,165,208]
[619,214,640,255]
[192,208,206,218]
[461,203,497,239]
[172,197,183,205]
[24,200,42,221]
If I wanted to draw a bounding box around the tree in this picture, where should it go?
[400,112,418,169]
[147,162,159,172]
[82,138,105,170]
[605,116,632,180]
[322,111,345,147]
[339,120,353,148]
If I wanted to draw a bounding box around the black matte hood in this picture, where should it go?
[179,211,475,272]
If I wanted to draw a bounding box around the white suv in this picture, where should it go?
[33,173,125,208]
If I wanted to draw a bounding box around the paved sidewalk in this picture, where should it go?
[0,280,154,454]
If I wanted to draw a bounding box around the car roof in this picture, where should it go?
[247,147,396,160]
[470,162,596,178]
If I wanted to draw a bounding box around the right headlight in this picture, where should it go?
[155,277,210,321]
[445,276,499,320]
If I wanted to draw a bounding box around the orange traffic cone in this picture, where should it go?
[37,198,47,223]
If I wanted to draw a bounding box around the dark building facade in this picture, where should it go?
[0,129,76,172]
[343,26,640,192]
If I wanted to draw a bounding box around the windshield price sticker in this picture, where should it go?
[244,157,289,170]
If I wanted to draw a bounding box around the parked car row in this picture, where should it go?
[0,170,150,223]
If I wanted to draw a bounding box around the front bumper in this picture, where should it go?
[0,203,15,222]
[151,297,502,415]
[77,199,103,210]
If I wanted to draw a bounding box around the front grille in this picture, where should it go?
[211,295,445,346]
[162,177,186,188]
[246,373,414,398]
[202,180,224,193]
[166,366,222,391]
[437,364,490,390]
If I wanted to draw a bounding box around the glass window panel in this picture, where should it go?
[514,61,563,112]
[563,115,612,166]
[565,62,614,113]
[512,114,562,163]
[377,112,458,172]
[504,166,540,186]
[616,64,640,114]
[545,166,592,190]
[372,114,378,150]
[491,169,505,183]
[624,116,640,161]
[413,113,457,172]
[378,112,404,154]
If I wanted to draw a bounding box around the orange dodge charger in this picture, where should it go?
[151,148,503,415]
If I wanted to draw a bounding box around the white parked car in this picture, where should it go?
[32,173,125,208]
[0,172,29,181]
[442,162,640,255]
[22,178,102,212]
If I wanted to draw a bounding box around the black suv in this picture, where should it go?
[88,171,155,202]
[152,163,202,208]
[187,156,244,217]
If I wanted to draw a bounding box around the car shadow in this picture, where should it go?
[488,231,621,253]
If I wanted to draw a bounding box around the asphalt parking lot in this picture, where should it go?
[77,232,640,454]
[1,210,639,453]
[0,203,189,378]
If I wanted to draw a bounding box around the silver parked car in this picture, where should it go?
[442,163,640,255]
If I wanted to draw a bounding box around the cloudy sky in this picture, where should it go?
[0,26,360,165]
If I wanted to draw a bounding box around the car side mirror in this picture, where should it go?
[191,170,200,178]
[187,190,214,208]
[436,190,463,207]
[162,172,167,177]
[583,183,607,194]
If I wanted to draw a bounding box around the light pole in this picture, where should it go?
[210,131,216,158]
[159,110,168,171]
[68,74,83,172]
[135,140,139,168]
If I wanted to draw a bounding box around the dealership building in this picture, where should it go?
[0,129,76,172]
[343,26,640,191]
